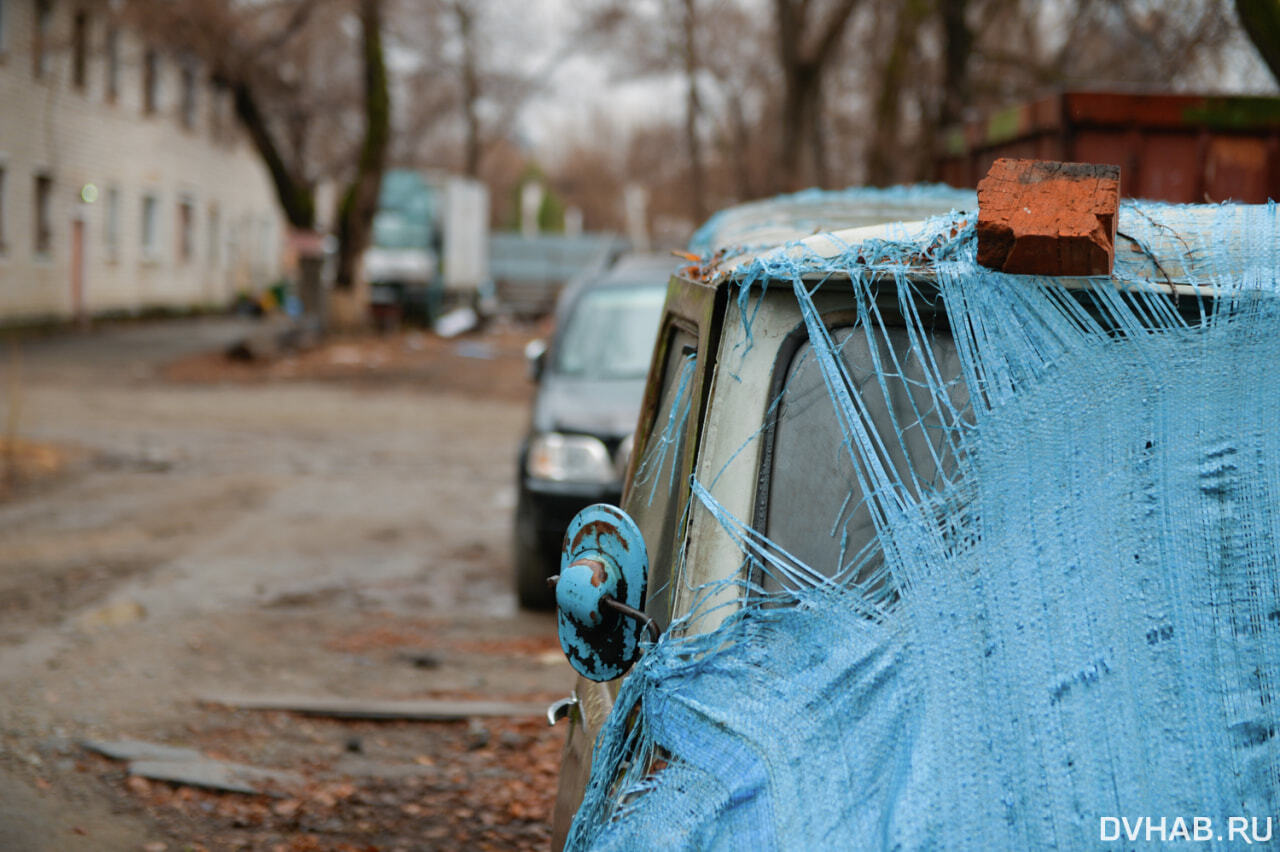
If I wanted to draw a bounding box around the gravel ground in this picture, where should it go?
[0,317,573,851]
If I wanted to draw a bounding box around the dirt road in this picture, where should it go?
[0,318,572,851]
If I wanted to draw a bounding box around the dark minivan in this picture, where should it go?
[513,254,673,609]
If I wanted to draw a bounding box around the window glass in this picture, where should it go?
[554,285,666,379]
[207,204,219,267]
[33,173,52,254]
[72,10,88,89]
[33,0,50,78]
[0,165,7,253]
[104,185,119,258]
[141,195,158,257]
[180,65,197,128]
[143,49,159,114]
[762,321,968,591]
[178,200,194,262]
[105,27,119,101]
[628,327,698,626]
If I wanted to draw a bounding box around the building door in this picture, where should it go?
[70,219,86,324]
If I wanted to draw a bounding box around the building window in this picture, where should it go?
[207,203,220,267]
[143,49,159,114]
[179,64,197,129]
[141,194,159,259]
[0,0,9,57]
[105,26,119,101]
[34,173,52,255]
[177,198,194,263]
[72,9,88,89]
[104,185,119,259]
[0,165,7,254]
[209,84,227,143]
[33,0,52,78]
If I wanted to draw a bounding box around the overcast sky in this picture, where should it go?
[494,0,686,160]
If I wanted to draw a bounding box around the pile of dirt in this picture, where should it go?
[163,323,550,404]
[0,437,81,501]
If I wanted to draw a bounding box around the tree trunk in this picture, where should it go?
[773,0,862,192]
[230,81,315,230]
[682,0,707,223]
[726,88,754,200]
[808,74,829,188]
[865,0,926,186]
[913,0,972,182]
[334,0,391,293]
[456,1,483,177]
[1237,0,1280,84]
[938,0,972,129]
[779,62,819,191]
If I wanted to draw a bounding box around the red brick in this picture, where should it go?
[976,158,1120,276]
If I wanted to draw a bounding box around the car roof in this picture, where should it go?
[595,253,681,287]
[687,185,977,258]
[684,191,1274,300]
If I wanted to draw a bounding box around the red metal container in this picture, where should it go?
[935,92,1280,203]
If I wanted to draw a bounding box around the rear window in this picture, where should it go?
[759,321,969,591]
[555,285,666,379]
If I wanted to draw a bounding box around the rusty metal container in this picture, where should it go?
[935,92,1280,203]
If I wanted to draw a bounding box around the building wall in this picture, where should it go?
[0,0,285,323]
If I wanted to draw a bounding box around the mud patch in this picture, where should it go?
[0,558,157,646]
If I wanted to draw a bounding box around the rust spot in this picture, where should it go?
[568,557,609,588]
[570,519,629,554]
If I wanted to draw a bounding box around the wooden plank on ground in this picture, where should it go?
[201,694,547,721]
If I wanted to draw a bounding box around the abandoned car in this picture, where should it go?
[546,176,1280,850]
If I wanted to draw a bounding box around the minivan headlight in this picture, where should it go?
[527,432,615,484]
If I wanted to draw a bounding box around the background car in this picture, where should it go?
[513,254,675,609]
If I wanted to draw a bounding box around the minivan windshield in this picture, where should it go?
[555,284,667,379]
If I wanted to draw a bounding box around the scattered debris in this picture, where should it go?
[435,306,479,338]
[200,694,547,721]
[326,344,364,366]
[75,598,147,631]
[395,650,443,669]
[467,720,491,751]
[455,341,496,360]
[165,324,542,404]
[225,319,321,363]
[0,437,76,499]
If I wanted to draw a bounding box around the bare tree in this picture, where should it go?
[1236,0,1280,84]
[334,0,392,291]
[393,0,583,181]
[575,0,715,222]
[773,0,862,190]
[123,0,390,308]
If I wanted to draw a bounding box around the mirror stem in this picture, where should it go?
[602,596,660,643]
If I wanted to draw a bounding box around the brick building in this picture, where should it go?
[0,0,284,324]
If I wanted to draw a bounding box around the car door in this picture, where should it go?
[549,271,722,849]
